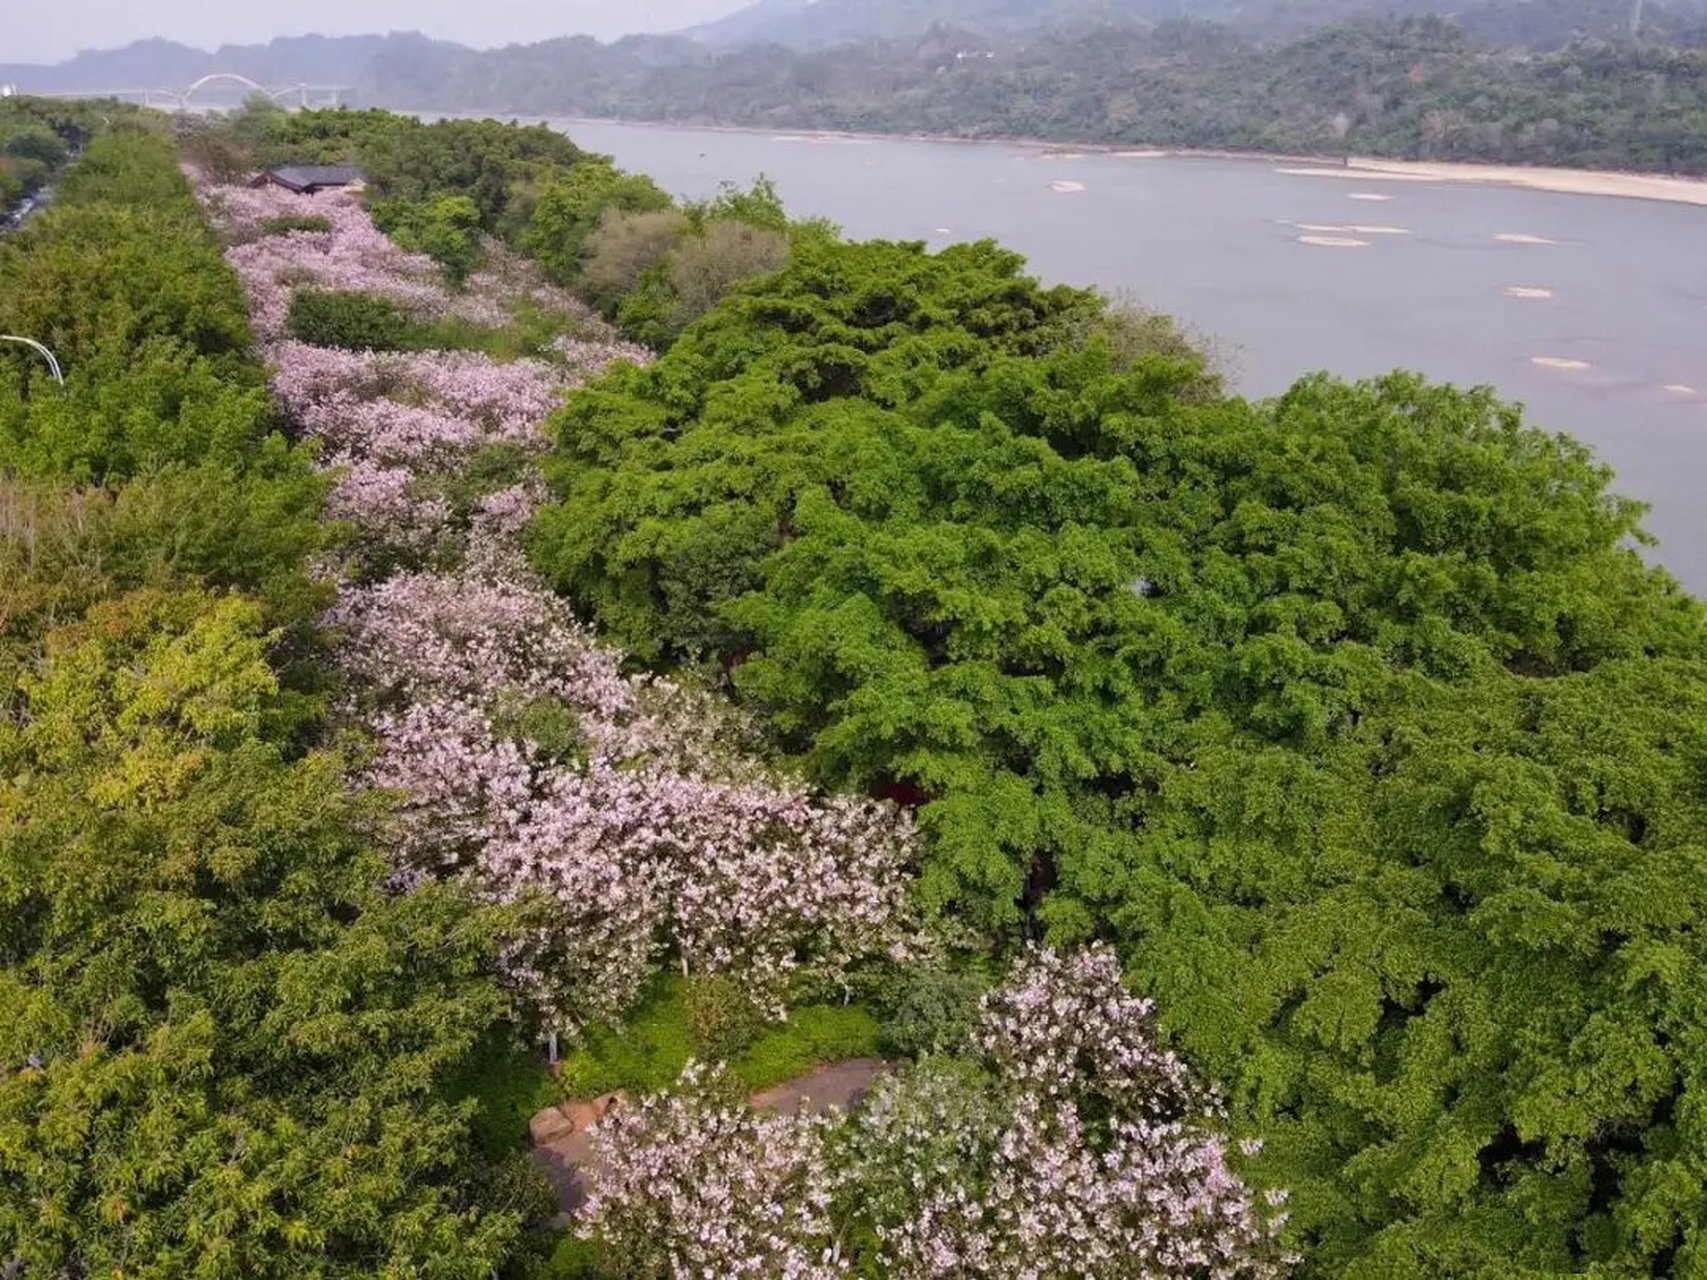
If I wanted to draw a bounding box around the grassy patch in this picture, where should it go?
[260,213,332,236]
[560,975,883,1098]
[559,977,696,1097]
[527,1230,607,1279]
[285,288,590,362]
[415,298,591,363]
[735,1003,883,1088]
[445,1033,562,1156]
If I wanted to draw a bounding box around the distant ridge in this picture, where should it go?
[680,0,1707,49]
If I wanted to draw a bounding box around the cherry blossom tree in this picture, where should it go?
[583,1062,850,1279]
[584,948,1293,1278]
[847,947,1293,1279]
[193,172,920,1041]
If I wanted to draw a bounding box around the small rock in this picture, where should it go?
[529,1105,576,1145]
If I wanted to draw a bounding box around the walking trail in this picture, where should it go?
[529,1058,887,1223]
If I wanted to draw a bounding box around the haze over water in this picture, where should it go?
[554,118,1707,591]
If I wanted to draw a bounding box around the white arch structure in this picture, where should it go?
[179,72,276,105]
[0,335,65,386]
[35,81,344,109]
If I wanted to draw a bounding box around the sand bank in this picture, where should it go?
[1287,158,1707,207]
[1293,222,1410,235]
[1503,286,1555,299]
[1532,356,1592,371]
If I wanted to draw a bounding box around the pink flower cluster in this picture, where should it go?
[584,1062,848,1278]
[333,557,918,1030]
[854,947,1294,1278]
[208,182,451,340]
[196,177,629,343]
[585,948,1292,1278]
[193,174,919,1037]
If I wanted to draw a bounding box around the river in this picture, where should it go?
[551,118,1707,592]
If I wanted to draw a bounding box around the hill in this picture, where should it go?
[683,0,1707,48]
[0,33,447,98]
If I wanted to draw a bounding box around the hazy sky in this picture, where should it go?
[2,0,753,64]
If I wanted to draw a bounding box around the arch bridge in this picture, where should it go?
[36,77,345,110]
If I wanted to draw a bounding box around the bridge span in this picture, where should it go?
[32,75,346,110]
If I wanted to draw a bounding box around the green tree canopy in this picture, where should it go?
[532,235,1707,1272]
[0,589,531,1277]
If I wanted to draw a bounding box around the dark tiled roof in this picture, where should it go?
[266,165,365,189]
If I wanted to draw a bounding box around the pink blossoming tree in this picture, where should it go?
[584,947,1293,1278]
[193,171,921,1040]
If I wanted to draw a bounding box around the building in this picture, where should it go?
[250,165,366,195]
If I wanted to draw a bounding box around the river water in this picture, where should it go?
[554,118,1707,592]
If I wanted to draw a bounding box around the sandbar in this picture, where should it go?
[1291,158,1707,206]
[1496,232,1559,245]
[1297,234,1369,247]
[1293,222,1409,235]
[1503,286,1555,299]
[1531,356,1592,371]
[1049,180,1087,193]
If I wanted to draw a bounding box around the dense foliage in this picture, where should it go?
[0,97,113,219]
[533,233,1707,1272]
[0,108,682,1278]
[0,125,554,1276]
[208,106,819,344]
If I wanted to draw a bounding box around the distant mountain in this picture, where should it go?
[0,38,213,93]
[0,33,443,97]
[682,0,1707,48]
[682,0,1181,47]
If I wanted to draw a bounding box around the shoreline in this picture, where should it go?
[543,114,1707,208]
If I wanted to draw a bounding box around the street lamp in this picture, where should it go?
[0,335,65,385]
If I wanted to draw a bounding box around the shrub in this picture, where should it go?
[578,207,689,316]
[286,288,416,351]
[260,212,332,236]
[519,161,672,283]
[686,973,766,1062]
[657,219,790,342]
[2,124,68,167]
[879,965,986,1058]
[374,193,483,284]
[179,121,254,183]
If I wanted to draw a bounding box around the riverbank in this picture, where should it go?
[1304,157,1707,206]
[544,114,1707,208]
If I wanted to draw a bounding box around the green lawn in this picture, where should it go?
[559,975,883,1098]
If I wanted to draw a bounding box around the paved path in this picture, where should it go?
[530,1058,887,1222]
[750,1057,885,1115]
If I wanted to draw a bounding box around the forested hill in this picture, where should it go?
[684,0,1707,49]
[374,16,1707,172]
[11,9,1707,173]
